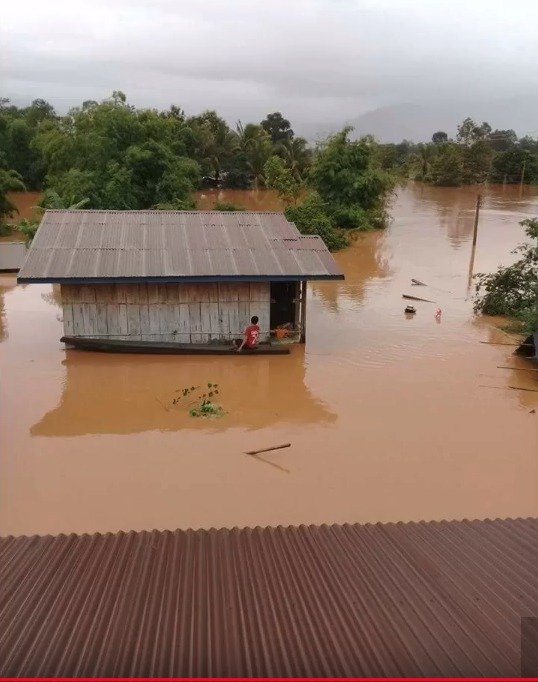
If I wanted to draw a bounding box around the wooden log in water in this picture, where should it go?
[402,294,436,303]
[245,443,291,456]
[509,385,538,393]
[480,341,533,347]
[497,365,538,372]
[411,278,426,286]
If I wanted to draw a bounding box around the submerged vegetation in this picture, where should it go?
[173,383,223,418]
[0,94,395,250]
[4,97,535,252]
[378,117,538,187]
[474,218,538,333]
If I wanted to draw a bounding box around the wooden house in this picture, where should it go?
[17,210,344,344]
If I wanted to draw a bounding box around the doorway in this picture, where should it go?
[270,282,297,329]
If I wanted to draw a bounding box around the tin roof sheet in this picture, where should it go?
[17,210,344,283]
[1,517,536,677]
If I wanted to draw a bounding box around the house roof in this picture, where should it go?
[17,210,344,284]
[1,517,536,677]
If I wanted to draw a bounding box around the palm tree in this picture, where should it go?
[234,123,274,187]
[193,111,238,183]
[278,137,312,181]
[37,189,90,210]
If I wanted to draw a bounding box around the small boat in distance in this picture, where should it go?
[60,336,290,355]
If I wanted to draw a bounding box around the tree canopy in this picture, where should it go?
[379,116,538,186]
[0,94,402,249]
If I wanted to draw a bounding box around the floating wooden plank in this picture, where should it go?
[245,443,291,456]
[402,294,436,303]
[497,366,538,372]
[480,341,532,347]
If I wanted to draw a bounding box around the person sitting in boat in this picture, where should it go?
[237,316,260,351]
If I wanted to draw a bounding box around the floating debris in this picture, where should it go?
[245,443,291,456]
[402,294,436,303]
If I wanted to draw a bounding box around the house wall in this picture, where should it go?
[60,282,270,343]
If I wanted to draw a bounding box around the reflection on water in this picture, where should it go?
[33,348,335,437]
[1,183,537,536]
[194,188,284,211]
[0,275,17,341]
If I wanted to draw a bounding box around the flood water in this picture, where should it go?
[1,183,537,536]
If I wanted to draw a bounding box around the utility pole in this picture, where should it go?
[520,159,527,189]
[467,193,481,295]
[472,193,481,247]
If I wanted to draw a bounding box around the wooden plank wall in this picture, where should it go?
[60,283,270,343]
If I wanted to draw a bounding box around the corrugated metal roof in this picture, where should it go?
[0,241,27,272]
[17,210,344,283]
[1,517,536,677]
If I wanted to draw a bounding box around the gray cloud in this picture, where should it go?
[2,0,538,139]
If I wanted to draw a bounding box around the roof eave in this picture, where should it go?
[17,274,345,285]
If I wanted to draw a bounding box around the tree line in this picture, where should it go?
[0,92,394,249]
[378,117,538,187]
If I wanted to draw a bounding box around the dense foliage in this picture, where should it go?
[0,168,25,232]
[378,117,538,187]
[0,93,396,250]
[474,218,538,332]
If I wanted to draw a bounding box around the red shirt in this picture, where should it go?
[244,324,260,348]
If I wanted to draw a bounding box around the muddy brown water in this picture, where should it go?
[1,183,537,536]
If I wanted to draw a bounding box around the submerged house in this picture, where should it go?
[17,210,343,344]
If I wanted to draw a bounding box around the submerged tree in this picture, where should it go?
[264,155,302,205]
[474,218,538,332]
[427,144,464,186]
[0,168,26,232]
[308,127,394,229]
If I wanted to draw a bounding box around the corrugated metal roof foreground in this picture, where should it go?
[1,518,536,677]
[17,210,344,283]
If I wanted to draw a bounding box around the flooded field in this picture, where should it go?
[1,182,537,536]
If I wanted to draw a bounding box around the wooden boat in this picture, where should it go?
[60,336,290,355]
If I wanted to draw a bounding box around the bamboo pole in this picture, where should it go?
[497,366,538,372]
[480,341,532,347]
[245,443,291,456]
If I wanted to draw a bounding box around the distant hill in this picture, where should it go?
[298,97,538,144]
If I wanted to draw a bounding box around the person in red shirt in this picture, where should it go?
[237,315,260,351]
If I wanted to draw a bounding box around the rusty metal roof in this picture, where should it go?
[1,517,536,677]
[17,210,344,283]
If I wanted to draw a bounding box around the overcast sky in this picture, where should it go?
[2,0,538,139]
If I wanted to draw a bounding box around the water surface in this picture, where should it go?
[1,183,537,535]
